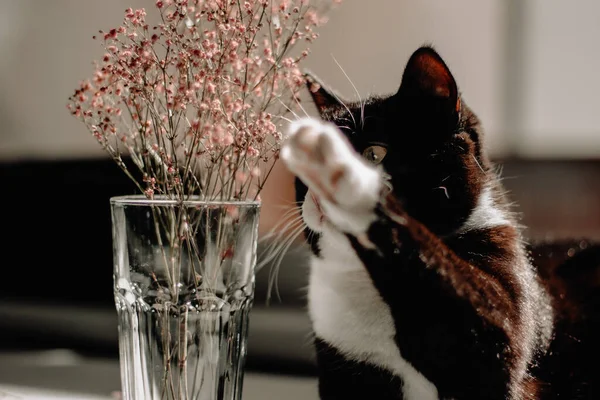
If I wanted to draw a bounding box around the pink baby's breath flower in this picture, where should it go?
[144,188,155,199]
[247,146,260,158]
[233,99,243,113]
[281,57,295,68]
[223,132,234,146]
[304,9,319,25]
[68,0,339,201]
[206,82,216,94]
[235,170,247,183]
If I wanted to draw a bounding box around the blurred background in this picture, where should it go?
[0,0,599,398]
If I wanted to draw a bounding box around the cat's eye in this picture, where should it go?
[362,145,387,165]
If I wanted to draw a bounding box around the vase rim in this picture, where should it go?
[110,195,261,207]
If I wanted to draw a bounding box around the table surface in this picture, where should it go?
[0,350,319,400]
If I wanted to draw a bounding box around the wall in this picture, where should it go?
[518,0,600,158]
[0,1,598,160]
[0,0,147,160]
[0,0,507,160]
[302,0,507,155]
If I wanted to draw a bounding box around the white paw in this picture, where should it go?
[280,118,382,235]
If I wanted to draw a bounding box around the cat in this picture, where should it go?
[280,46,600,399]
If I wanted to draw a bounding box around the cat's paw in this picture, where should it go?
[281,118,382,235]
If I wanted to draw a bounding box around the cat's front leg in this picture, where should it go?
[281,118,527,399]
[281,117,382,236]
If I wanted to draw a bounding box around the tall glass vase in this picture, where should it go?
[111,196,260,400]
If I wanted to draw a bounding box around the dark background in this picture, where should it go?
[1,156,599,378]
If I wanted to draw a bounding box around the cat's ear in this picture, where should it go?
[305,71,344,115]
[397,46,461,116]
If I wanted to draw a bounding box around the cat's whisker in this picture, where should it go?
[260,210,303,244]
[262,215,304,243]
[472,154,485,173]
[268,204,303,221]
[258,212,303,253]
[434,186,450,199]
[269,202,303,211]
[361,102,366,129]
[267,199,303,207]
[336,97,356,128]
[277,97,301,121]
[259,211,303,249]
[257,215,305,269]
[260,221,306,290]
[275,115,294,124]
[260,213,304,246]
[332,54,364,129]
[302,330,316,348]
[266,223,307,304]
[293,94,310,118]
[326,88,356,129]
[260,233,303,270]
[259,239,303,281]
[273,204,302,217]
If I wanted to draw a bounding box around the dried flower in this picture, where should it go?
[69,0,340,202]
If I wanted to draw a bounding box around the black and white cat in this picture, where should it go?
[280,47,600,399]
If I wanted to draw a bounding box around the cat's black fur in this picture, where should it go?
[294,47,600,399]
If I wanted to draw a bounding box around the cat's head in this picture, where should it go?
[297,46,496,244]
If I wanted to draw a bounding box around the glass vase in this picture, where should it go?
[111,196,260,400]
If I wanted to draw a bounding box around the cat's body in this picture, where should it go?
[280,47,600,399]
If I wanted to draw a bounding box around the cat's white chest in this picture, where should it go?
[308,231,439,400]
